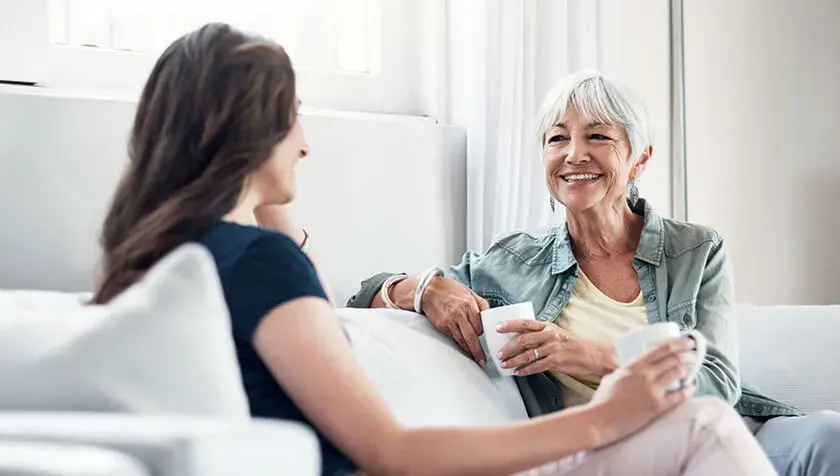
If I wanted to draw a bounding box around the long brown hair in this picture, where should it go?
[93,23,296,303]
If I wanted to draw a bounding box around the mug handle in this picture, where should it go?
[682,330,708,387]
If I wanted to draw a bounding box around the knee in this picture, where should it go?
[796,411,840,457]
[685,396,733,412]
[671,396,741,427]
[682,396,737,418]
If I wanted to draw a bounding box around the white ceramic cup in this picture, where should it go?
[480,302,536,377]
[614,322,708,391]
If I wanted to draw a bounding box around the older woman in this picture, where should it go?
[349,71,840,476]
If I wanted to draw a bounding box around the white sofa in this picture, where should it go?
[0,246,324,475]
[0,414,320,476]
[2,247,839,476]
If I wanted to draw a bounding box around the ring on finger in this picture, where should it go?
[533,348,540,361]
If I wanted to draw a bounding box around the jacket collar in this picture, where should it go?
[551,198,665,274]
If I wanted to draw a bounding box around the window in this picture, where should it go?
[0,0,439,115]
[47,0,381,75]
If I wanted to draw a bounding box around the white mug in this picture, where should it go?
[480,302,535,377]
[614,322,708,391]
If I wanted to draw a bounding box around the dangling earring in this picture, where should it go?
[628,179,639,206]
[549,196,556,213]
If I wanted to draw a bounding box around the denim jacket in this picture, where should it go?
[348,199,800,419]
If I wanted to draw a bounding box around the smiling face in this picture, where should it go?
[536,72,655,214]
[543,104,650,213]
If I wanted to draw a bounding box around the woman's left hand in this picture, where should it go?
[254,204,306,244]
[496,320,619,377]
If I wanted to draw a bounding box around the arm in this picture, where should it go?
[496,320,620,378]
[693,238,741,404]
[346,250,478,309]
[497,240,739,383]
[254,297,690,476]
[346,250,491,364]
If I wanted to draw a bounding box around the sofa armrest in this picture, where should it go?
[738,304,840,413]
[0,413,320,476]
[0,441,150,476]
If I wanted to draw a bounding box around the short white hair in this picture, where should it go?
[535,70,653,162]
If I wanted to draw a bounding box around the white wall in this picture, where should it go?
[684,0,840,304]
[600,0,673,217]
[0,87,466,304]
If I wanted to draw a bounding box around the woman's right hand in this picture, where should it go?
[420,276,490,366]
[588,337,697,446]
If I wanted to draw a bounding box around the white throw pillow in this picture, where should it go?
[338,308,529,427]
[0,244,250,417]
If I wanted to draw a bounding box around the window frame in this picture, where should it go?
[0,0,439,116]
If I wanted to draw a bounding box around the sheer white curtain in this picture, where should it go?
[448,0,617,252]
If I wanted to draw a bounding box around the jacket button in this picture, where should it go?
[648,295,656,302]
[682,314,691,325]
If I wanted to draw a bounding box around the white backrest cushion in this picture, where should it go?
[338,308,528,427]
[738,304,840,413]
[0,244,249,417]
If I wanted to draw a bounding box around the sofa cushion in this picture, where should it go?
[0,441,150,476]
[0,244,249,417]
[338,308,528,426]
[738,304,840,413]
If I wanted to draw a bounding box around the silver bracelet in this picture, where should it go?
[414,267,443,314]
[380,274,407,309]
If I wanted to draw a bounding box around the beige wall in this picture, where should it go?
[684,0,840,304]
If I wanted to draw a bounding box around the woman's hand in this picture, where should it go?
[383,275,489,365]
[254,204,305,244]
[588,337,696,445]
[420,277,490,365]
[253,204,337,304]
[496,320,619,377]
